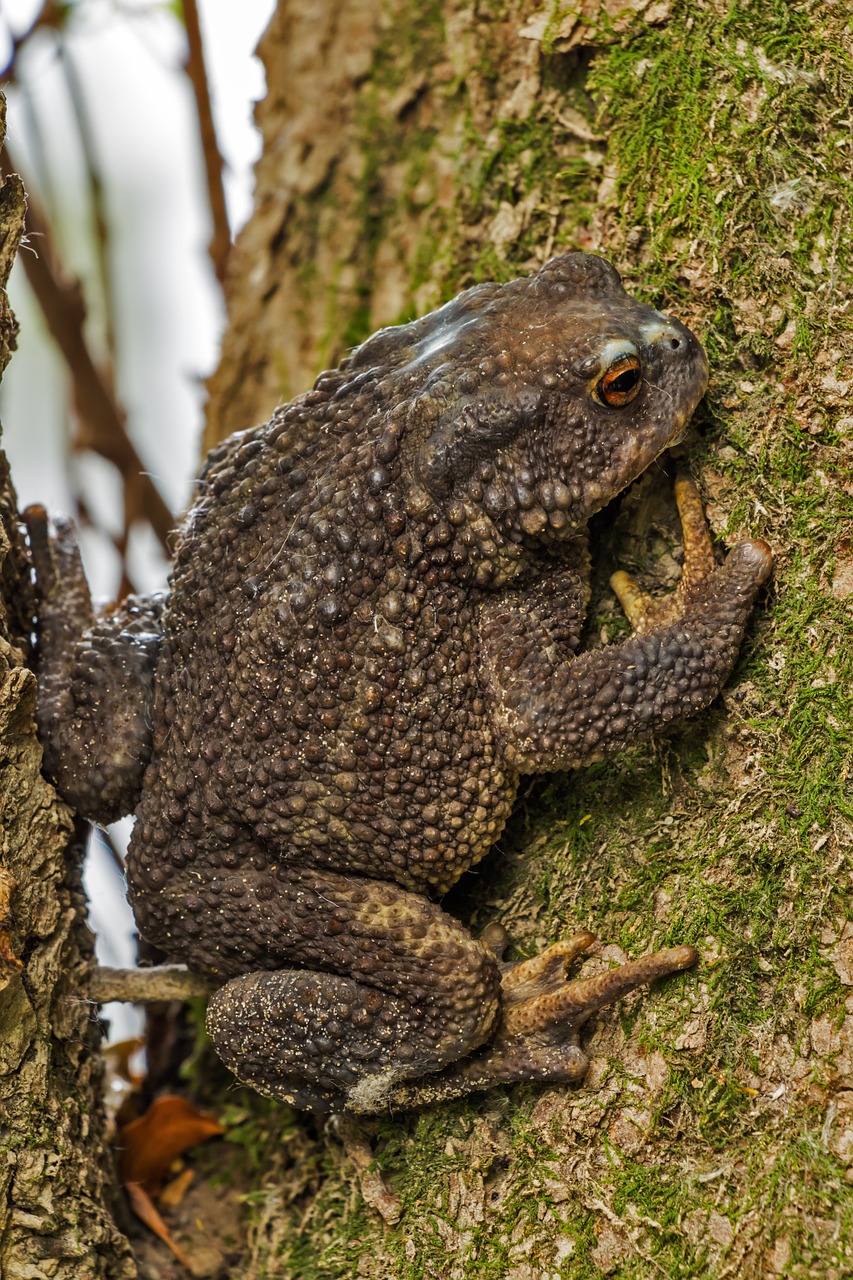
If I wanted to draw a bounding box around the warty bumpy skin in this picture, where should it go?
[27,253,773,1114]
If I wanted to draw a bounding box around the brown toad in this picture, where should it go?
[27,253,772,1114]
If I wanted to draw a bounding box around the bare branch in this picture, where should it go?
[59,41,118,362]
[91,964,215,1004]
[0,1,58,84]
[0,151,175,552]
[182,0,231,287]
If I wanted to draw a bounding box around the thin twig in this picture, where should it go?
[93,826,127,875]
[90,965,215,1004]
[0,1,58,84]
[57,38,133,584]
[182,0,230,287]
[59,40,118,362]
[0,150,175,551]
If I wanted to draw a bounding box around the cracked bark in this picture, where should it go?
[0,96,136,1280]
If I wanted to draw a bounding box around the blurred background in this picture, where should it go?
[0,0,276,1037]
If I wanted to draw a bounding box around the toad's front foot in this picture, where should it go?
[610,471,773,633]
[383,933,697,1111]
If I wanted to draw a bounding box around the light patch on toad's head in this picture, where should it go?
[336,254,708,554]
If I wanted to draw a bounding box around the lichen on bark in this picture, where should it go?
[0,95,136,1280]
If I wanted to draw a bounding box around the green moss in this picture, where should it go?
[592,6,851,238]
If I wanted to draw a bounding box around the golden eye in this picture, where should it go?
[594,354,642,407]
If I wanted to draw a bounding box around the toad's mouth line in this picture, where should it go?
[665,420,691,450]
[588,444,684,532]
[591,433,691,525]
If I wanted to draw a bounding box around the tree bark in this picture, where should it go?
[4,0,852,1275]
[205,2,853,1277]
[0,98,136,1280]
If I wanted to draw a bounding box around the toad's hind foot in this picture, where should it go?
[500,934,697,1036]
[384,935,697,1111]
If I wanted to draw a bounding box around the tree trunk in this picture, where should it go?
[205,2,853,1277]
[0,99,136,1280]
[4,0,852,1274]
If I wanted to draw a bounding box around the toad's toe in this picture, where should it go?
[500,940,697,1039]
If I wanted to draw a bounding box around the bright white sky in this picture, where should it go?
[1,0,275,594]
[0,0,276,1036]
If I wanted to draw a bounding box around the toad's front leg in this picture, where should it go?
[480,475,772,774]
[24,506,164,823]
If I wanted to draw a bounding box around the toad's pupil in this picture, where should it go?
[608,368,639,393]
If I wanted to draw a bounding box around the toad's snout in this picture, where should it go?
[638,310,710,446]
[643,312,709,380]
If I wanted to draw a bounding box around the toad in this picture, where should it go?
[26,253,772,1114]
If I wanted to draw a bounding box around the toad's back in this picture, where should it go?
[132,405,514,901]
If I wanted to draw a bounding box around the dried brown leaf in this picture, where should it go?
[119,1095,223,1192]
[158,1167,196,1211]
[103,1035,146,1085]
[125,1180,192,1269]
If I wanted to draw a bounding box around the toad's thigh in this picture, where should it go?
[130,852,501,1034]
[131,854,503,1110]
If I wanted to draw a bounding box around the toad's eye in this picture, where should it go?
[594,354,642,407]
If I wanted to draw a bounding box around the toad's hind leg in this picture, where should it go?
[138,853,696,1113]
[133,860,503,1114]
